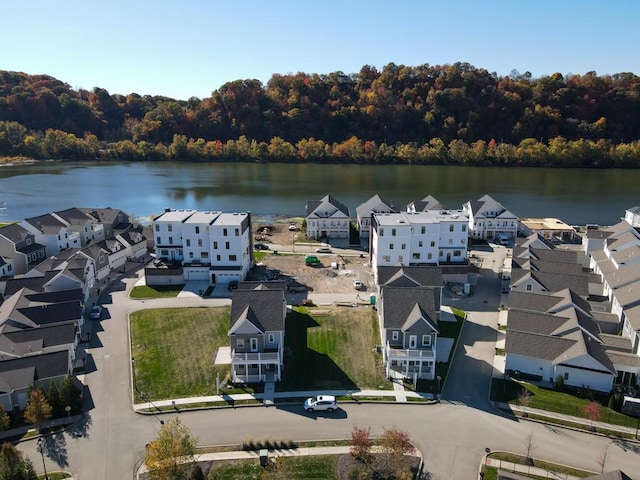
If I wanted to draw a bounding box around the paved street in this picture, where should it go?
[17,250,640,480]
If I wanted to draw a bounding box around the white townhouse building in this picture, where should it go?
[356,194,402,245]
[305,195,351,241]
[463,194,519,241]
[153,209,252,285]
[370,210,468,279]
[21,214,81,256]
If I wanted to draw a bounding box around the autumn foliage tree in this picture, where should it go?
[581,401,602,431]
[145,418,198,480]
[0,442,37,480]
[350,425,373,462]
[23,388,52,429]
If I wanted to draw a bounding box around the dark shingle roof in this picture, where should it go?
[229,289,285,333]
[0,350,69,391]
[236,281,286,291]
[356,194,402,219]
[378,266,443,288]
[306,195,350,218]
[0,223,32,243]
[53,208,93,225]
[23,214,66,234]
[380,287,439,332]
[505,330,576,360]
[510,270,588,297]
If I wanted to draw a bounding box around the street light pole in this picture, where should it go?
[37,438,49,480]
[436,375,442,402]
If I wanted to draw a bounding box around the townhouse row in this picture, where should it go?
[0,207,146,411]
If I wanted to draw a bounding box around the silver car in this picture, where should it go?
[303,395,337,412]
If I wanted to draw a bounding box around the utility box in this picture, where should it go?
[259,449,268,467]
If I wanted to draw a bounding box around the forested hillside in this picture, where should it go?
[1,63,640,166]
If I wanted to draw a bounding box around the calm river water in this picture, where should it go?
[0,161,638,226]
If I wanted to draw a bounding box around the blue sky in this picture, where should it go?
[2,0,639,100]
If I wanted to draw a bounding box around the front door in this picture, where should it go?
[250,338,258,352]
[409,335,417,348]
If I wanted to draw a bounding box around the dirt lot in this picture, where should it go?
[250,216,373,295]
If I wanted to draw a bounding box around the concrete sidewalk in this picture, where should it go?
[134,388,437,412]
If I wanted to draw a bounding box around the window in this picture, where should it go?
[161,249,168,256]
[421,226,425,234]
[229,254,237,261]
[7,264,11,272]
[448,239,453,244]
[213,241,218,249]
[382,255,391,262]
[462,225,467,232]
[99,255,105,263]
[427,253,432,260]
[58,234,61,240]
[197,239,203,247]
[155,224,160,232]
[392,331,399,340]
[195,226,200,234]
[379,228,384,236]
[225,241,230,249]
[392,228,396,236]
[235,228,239,236]
[268,333,275,343]
[168,224,173,232]
[216,255,221,261]
[449,224,454,232]
[422,335,431,347]
[412,253,420,259]
[168,236,173,244]
[439,250,443,257]
[418,241,423,247]
[526,284,532,291]
[390,244,394,250]
[189,252,194,259]
[398,255,403,263]
[564,372,569,380]
[250,338,258,351]
[156,236,161,244]
[430,241,435,247]
[223,228,228,236]
[401,243,406,250]
[237,338,244,348]
[201,252,209,259]
[186,239,191,247]
[453,250,461,257]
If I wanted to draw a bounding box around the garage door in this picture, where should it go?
[186,268,209,280]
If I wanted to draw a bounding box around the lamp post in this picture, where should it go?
[37,438,49,480]
[65,405,71,418]
[436,375,442,402]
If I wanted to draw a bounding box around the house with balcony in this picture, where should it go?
[406,195,445,213]
[377,286,440,380]
[305,195,351,242]
[228,282,286,383]
[0,224,47,275]
[0,256,14,278]
[21,213,80,256]
[370,210,468,281]
[52,208,98,246]
[462,194,519,241]
[356,194,402,246]
[152,209,252,285]
[79,207,132,240]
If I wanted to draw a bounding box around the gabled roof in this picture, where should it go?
[508,289,592,316]
[79,207,130,228]
[510,270,589,297]
[0,323,76,357]
[377,266,443,288]
[465,194,517,219]
[585,470,631,480]
[356,194,402,219]
[511,257,584,276]
[306,195,350,218]
[229,289,285,334]
[53,207,94,225]
[236,281,286,291]
[516,233,555,250]
[23,214,66,234]
[380,287,439,333]
[512,247,578,264]
[0,350,69,392]
[0,223,33,243]
[408,195,444,212]
[117,229,146,246]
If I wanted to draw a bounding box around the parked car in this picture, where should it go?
[228,280,239,290]
[353,279,364,290]
[303,395,337,412]
[254,243,269,250]
[288,223,297,231]
[305,255,321,267]
[315,246,332,253]
[90,305,102,319]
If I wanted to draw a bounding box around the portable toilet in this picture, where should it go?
[370,293,376,306]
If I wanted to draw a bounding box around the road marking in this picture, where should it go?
[104,354,111,359]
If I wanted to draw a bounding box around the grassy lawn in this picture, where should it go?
[491,378,638,428]
[279,307,389,391]
[487,453,593,478]
[253,251,269,263]
[208,455,338,479]
[130,307,240,401]
[130,284,185,299]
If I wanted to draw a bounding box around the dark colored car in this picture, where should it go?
[254,243,269,250]
[228,280,239,290]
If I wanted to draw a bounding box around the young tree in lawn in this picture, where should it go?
[23,388,52,430]
[582,401,602,431]
[522,431,535,466]
[349,425,373,463]
[376,427,416,480]
[59,376,82,414]
[518,389,532,418]
[145,418,198,480]
[0,442,37,480]
[46,381,63,418]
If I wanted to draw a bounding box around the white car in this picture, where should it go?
[288,223,297,231]
[315,247,332,253]
[303,395,337,412]
[353,279,364,290]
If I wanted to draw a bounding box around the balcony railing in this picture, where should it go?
[231,350,280,363]
[386,343,435,359]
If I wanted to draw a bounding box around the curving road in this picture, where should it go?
[18,256,640,479]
